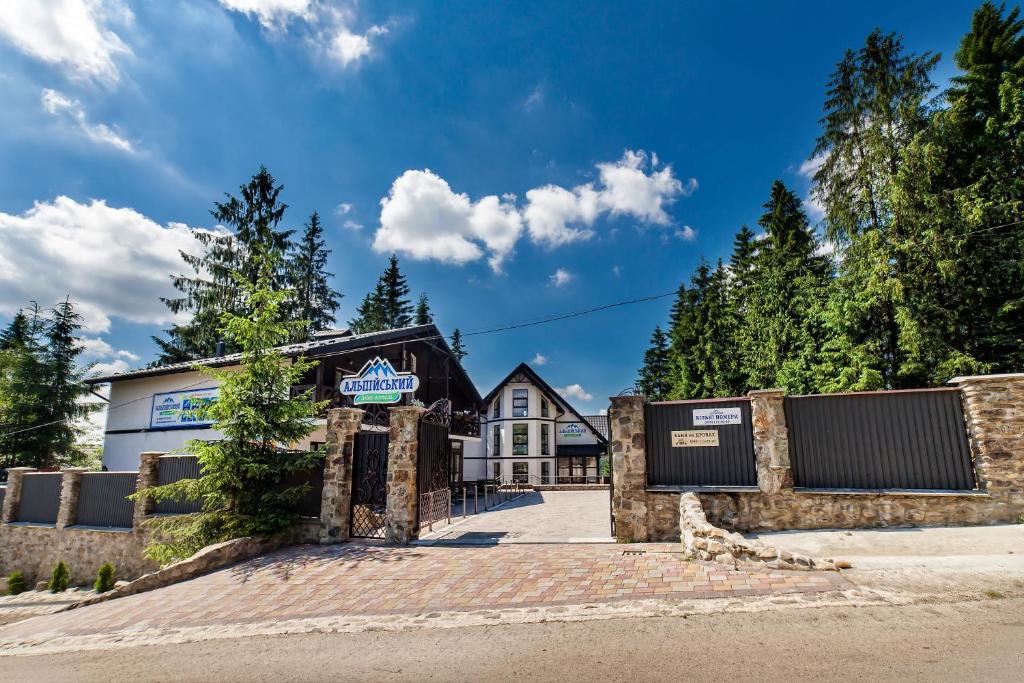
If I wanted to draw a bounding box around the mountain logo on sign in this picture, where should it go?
[340,356,420,404]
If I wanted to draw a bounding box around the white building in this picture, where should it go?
[86,325,484,472]
[465,363,608,485]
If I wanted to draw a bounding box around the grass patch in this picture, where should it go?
[983,590,1005,599]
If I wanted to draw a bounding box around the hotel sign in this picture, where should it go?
[558,423,586,439]
[150,387,219,429]
[340,357,419,405]
[692,407,742,426]
[671,430,719,447]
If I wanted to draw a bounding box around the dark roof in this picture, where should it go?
[86,324,482,404]
[483,362,608,444]
[584,414,609,440]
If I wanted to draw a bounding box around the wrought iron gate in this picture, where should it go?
[418,399,452,529]
[351,431,389,538]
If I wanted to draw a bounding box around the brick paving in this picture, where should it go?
[0,542,850,642]
[425,490,614,543]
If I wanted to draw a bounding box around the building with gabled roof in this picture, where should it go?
[466,362,608,485]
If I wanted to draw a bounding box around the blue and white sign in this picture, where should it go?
[692,407,742,426]
[150,387,220,429]
[340,357,419,405]
[558,423,586,439]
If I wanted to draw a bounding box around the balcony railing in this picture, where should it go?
[451,410,481,438]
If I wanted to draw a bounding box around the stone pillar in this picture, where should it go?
[609,395,648,542]
[952,374,1024,519]
[318,408,364,543]
[133,452,164,530]
[55,467,88,529]
[1,467,36,523]
[385,406,424,545]
[748,389,792,495]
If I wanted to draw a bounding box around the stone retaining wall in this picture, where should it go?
[611,374,1024,542]
[0,524,156,585]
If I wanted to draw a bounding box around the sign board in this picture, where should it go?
[692,407,742,426]
[339,357,419,405]
[671,430,720,447]
[558,423,585,439]
[150,387,219,429]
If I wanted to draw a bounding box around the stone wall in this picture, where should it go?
[614,374,1024,542]
[0,523,155,585]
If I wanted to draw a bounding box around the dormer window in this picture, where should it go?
[492,396,501,418]
[513,388,528,417]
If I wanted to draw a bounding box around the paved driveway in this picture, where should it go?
[423,490,613,544]
[0,542,849,649]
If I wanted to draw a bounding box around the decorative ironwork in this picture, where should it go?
[422,398,451,426]
[450,409,481,438]
[336,394,391,430]
[350,432,389,538]
[418,488,451,530]
[616,384,644,397]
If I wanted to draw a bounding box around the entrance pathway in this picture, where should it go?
[0,542,849,647]
[423,490,613,544]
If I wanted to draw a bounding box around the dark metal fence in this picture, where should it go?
[0,486,6,512]
[645,399,757,487]
[282,463,326,518]
[785,388,976,490]
[418,400,452,529]
[155,455,203,514]
[351,431,389,538]
[16,472,63,524]
[76,472,136,528]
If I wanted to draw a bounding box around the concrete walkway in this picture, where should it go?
[421,490,614,544]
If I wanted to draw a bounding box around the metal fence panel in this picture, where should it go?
[281,463,326,518]
[786,389,976,490]
[76,472,136,528]
[155,455,203,514]
[16,472,62,524]
[645,399,757,487]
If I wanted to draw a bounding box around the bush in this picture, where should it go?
[6,571,27,596]
[48,561,69,593]
[94,563,116,593]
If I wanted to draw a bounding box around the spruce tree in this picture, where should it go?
[349,282,387,335]
[154,166,295,362]
[288,211,341,341]
[415,293,433,325]
[637,326,671,400]
[348,255,416,334]
[135,246,326,564]
[0,311,31,350]
[450,328,467,362]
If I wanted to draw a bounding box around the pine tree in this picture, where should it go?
[450,328,467,362]
[810,30,939,389]
[348,255,416,334]
[0,311,31,350]
[135,246,326,564]
[742,181,829,393]
[154,166,295,362]
[414,293,433,325]
[288,211,341,341]
[637,326,671,400]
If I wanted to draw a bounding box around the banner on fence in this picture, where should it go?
[671,430,720,447]
[692,407,742,426]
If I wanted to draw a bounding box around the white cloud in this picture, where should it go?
[343,219,363,231]
[524,85,543,111]
[335,202,353,215]
[41,88,134,153]
[549,268,573,287]
[524,150,693,248]
[374,150,695,269]
[89,358,130,377]
[673,225,697,241]
[218,0,313,29]
[219,0,389,69]
[599,408,608,416]
[0,0,133,87]
[0,196,214,334]
[799,152,827,220]
[531,352,547,366]
[612,264,622,277]
[556,383,594,402]
[374,169,523,272]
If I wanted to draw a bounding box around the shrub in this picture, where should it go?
[94,563,116,593]
[7,571,27,596]
[48,561,69,593]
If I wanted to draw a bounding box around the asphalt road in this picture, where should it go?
[3,598,1022,682]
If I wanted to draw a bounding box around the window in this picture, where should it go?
[512,388,528,417]
[512,462,529,483]
[309,441,326,452]
[492,461,501,480]
[492,396,501,419]
[541,461,551,485]
[493,424,501,453]
[541,398,549,418]
[512,424,528,455]
[541,423,550,455]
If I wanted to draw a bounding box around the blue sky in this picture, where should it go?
[0,0,986,415]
